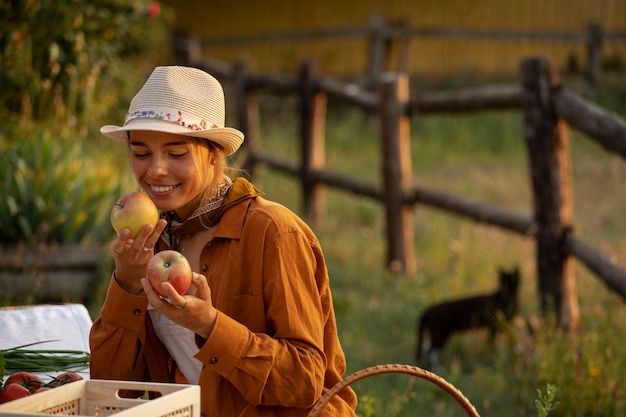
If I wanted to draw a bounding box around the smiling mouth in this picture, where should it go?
[150,184,178,193]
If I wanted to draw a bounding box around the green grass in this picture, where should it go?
[74,79,626,416]
[250,89,626,416]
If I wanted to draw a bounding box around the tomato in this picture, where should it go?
[0,383,31,404]
[3,372,43,393]
[46,372,83,387]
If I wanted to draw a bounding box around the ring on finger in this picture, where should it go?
[175,296,188,310]
[143,246,152,252]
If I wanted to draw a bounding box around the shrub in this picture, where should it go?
[0,0,170,247]
[0,121,127,246]
[0,0,170,124]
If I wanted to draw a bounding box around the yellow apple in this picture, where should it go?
[146,250,193,297]
[110,192,159,239]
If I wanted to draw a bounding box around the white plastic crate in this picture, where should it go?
[0,379,200,417]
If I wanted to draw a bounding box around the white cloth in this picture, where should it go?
[0,304,93,380]
[148,306,202,384]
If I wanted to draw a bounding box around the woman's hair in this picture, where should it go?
[188,138,227,206]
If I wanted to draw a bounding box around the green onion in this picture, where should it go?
[1,341,90,375]
[0,350,5,381]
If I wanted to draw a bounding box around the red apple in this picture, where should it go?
[110,192,159,239]
[146,250,193,297]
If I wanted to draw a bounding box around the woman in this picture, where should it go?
[89,66,358,417]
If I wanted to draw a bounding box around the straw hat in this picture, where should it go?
[100,66,243,156]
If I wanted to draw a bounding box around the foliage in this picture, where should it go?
[0,121,124,246]
[0,0,170,124]
[0,0,169,248]
[536,384,559,417]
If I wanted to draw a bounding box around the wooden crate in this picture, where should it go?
[0,379,200,417]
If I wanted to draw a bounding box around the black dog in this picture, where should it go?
[416,266,520,365]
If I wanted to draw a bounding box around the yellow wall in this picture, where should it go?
[160,0,626,78]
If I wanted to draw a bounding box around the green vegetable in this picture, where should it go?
[0,341,89,387]
[0,349,5,382]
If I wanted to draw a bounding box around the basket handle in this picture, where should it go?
[307,363,480,417]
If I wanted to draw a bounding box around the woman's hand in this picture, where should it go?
[112,218,167,294]
[141,272,218,339]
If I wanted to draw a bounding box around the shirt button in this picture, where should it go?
[307,348,315,354]
[206,242,213,248]
[210,357,218,364]
[201,265,208,272]
[133,309,141,316]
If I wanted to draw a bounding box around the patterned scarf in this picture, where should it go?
[157,176,263,251]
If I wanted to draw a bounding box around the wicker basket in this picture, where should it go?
[307,364,480,417]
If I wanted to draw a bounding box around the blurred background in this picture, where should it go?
[1,1,626,416]
[160,0,625,80]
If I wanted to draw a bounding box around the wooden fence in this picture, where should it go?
[364,18,620,86]
[174,43,626,330]
[174,17,626,85]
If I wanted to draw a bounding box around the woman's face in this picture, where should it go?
[130,130,212,219]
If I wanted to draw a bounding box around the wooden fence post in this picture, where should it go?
[520,57,579,332]
[298,60,327,228]
[586,22,603,85]
[233,60,261,178]
[366,16,390,87]
[380,72,415,274]
[395,19,411,74]
[171,30,202,66]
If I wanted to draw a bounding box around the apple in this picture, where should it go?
[146,250,193,298]
[110,192,159,239]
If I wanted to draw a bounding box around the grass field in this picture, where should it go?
[80,76,626,416]
[248,82,626,416]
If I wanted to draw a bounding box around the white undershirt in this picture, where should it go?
[148,306,202,384]
[147,227,217,385]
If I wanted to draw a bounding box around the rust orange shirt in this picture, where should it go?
[90,196,358,417]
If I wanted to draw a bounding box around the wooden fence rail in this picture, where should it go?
[177,18,626,85]
[175,44,626,329]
